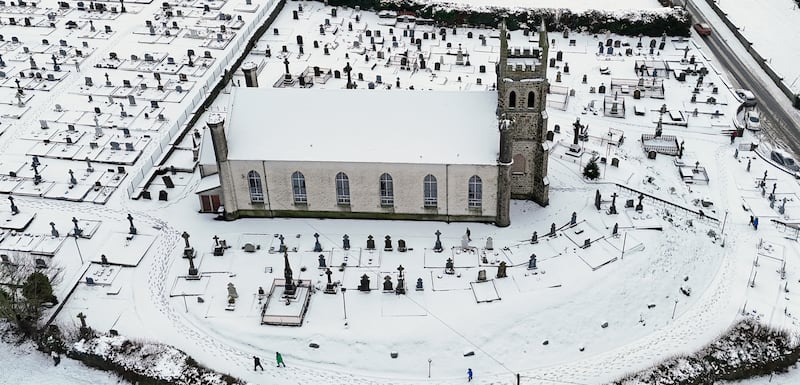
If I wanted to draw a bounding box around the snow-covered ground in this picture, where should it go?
[713,0,800,94]
[0,340,123,385]
[1,0,800,384]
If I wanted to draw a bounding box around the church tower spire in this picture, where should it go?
[496,20,550,207]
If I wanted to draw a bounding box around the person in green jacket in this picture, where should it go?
[276,352,286,367]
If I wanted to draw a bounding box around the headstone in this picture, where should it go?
[366,235,376,250]
[527,254,537,270]
[162,175,175,188]
[485,237,493,250]
[358,274,371,291]
[496,262,507,278]
[477,269,487,282]
[318,254,326,268]
[416,278,423,291]
[398,239,407,252]
[445,258,455,275]
[383,276,393,291]
[433,230,443,253]
[383,235,394,251]
[158,190,168,201]
[313,232,322,252]
[342,234,350,250]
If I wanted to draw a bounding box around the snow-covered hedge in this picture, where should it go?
[613,318,800,384]
[323,0,691,36]
[70,334,243,385]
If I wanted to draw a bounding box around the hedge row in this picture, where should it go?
[322,0,691,36]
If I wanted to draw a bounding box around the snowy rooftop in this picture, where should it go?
[225,87,500,165]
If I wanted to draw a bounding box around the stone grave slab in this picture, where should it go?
[757,240,785,262]
[91,232,156,266]
[83,186,116,204]
[603,231,643,253]
[0,161,26,176]
[563,221,605,248]
[25,141,59,157]
[42,182,93,201]
[83,263,122,286]
[424,247,478,268]
[92,171,127,188]
[0,211,36,231]
[743,196,778,219]
[358,248,381,267]
[268,234,300,253]
[11,180,55,197]
[32,235,66,256]
[0,232,43,253]
[429,269,472,291]
[197,252,233,273]
[261,278,312,326]
[169,275,211,297]
[68,219,101,238]
[470,279,501,303]
[0,177,22,193]
[92,146,141,165]
[44,143,85,159]
[340,269,379,289]
[330,247,360,268]
[510,268,563,292]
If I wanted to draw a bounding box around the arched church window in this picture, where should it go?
[380,173,394,206]
[509,91,517,108]
[423,174,437,207]
[336,172,350,205]
[292,171,307,204]
[468,175,482,208]
[248,171,264,203]
[527,91,535,108]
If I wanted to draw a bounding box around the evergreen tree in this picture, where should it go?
[583,159,601,180]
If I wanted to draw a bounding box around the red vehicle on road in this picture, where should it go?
[694,23,712,36]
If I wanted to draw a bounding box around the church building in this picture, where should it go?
[197,22,550,227]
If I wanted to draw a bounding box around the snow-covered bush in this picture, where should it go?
[324,0,691,36]
[70,333,244,385]
[613,318,800,384]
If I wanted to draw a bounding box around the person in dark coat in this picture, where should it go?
[467,368,473,381]
[51,351,61,366]
[276,352,285,367]
[253,356,263,371]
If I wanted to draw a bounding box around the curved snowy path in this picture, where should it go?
[29,144,755,385]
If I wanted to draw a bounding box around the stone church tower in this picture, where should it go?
[496,20,550,211]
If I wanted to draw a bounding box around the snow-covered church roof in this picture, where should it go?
[225,87,499,165]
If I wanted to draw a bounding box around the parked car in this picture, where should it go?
[771,150,800,172]
[694,23,712,36]
[745,110,761,131]
[734,89,757,107]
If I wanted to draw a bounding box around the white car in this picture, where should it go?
[745,110,761,131]
[734,89,757,107]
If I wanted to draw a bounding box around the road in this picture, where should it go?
[685,0,800,159]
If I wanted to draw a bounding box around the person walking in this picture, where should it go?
[253,356,263,371]
[276,352,286,367]
[466,228,471,242]
[467,368,473,382]
[51,351,61,366]
[753,217,759,230]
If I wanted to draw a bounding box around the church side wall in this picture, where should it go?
[225,160,497,222]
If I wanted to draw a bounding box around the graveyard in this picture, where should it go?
[1,0,800,384]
